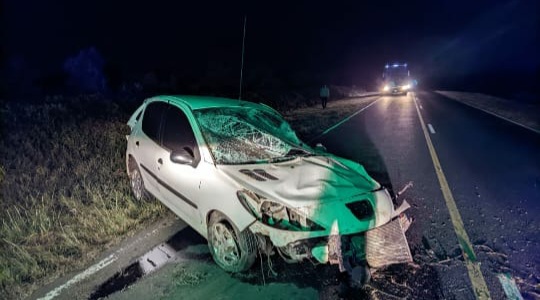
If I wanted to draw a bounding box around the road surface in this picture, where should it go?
[317,91,539,299]
[98,91,539,299]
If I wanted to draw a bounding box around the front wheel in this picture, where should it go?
[349,264,371,288]
[207,212,257,272]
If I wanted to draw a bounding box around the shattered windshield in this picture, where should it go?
[193,107,309,164]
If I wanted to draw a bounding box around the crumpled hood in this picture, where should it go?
[218,155,380,207]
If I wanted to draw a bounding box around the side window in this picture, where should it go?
[162,105,199,156]
[142,102,167,143]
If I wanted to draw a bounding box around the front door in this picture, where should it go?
[156,104,202,227]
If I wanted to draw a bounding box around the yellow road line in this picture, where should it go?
[413,94,491,300]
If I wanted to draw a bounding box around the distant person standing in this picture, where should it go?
[320,85,330,108]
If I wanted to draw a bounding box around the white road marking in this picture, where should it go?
[428,123,436,134]
[38,254,117,300]
[497,273,523,300]
[320,97,381,136]
[415,96,422,109]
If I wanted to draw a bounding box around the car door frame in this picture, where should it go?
[153,101,207,230]
[131,100,169,199]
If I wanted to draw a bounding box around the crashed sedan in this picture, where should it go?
[125,95,412,282]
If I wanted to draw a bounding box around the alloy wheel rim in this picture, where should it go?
[211,223,240,267]
[131,169,142,200]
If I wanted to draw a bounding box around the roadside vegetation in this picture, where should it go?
[283,96,378,141]
[0,91,377,299]
[0,95,165,299]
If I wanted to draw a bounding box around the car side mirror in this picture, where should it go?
[314,143,327,152]
[170,147,194,165]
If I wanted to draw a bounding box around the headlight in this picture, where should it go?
[383,85,390,91]
[373,189,394,227]
[401,84,411,90]
[237,190,324,231]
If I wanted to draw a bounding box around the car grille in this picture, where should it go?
[365,217,412,268]
[346,200,374,220]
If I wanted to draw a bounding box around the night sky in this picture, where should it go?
[3,0,539,91]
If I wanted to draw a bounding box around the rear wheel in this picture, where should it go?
[207,212,256,272]
[129,163,146,201]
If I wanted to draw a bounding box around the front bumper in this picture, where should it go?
[248,188,397,247]
[249,201,412,269]
[384,87,408,94]
[311,214,412,270]
[383,85,411,95]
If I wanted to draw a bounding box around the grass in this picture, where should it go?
[0,96,165,299]
[284,96,379,141]
[0,92,378,299]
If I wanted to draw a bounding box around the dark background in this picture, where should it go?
[2,0,539,98]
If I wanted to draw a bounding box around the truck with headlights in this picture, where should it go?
[381,63,413,95]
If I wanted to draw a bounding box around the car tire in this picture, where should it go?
[349,264,371,288]
[207,212,257,273]
[129,163,146,202]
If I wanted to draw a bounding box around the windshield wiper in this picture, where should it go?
[263,148,316,163]
[285,147,315,157]
[233,159,271,165]
[268,156,297,163]
[231,148,315,165]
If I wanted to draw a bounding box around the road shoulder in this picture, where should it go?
[435,91,540,134]
[31,212,185,300]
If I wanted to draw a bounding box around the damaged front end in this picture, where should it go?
[276,200,412,267]
[193,104,414,281]
[326,204,413,273]
[249,194,413,284]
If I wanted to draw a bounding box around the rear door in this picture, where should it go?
[135,101,168,198]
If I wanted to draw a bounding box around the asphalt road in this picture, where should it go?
[98,91,539,300]
[316,91,540,299]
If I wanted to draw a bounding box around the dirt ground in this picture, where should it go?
[104,226,444,300]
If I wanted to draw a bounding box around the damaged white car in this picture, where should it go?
[125,95,412,283]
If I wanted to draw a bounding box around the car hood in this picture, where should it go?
[218,155,380,207]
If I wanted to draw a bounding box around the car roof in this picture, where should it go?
[150,95,275,112]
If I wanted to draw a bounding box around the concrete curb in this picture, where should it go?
[31,213,186,300]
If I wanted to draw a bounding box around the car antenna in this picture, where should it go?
[238,15,247,100]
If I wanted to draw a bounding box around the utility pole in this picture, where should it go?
[239,15,247,100]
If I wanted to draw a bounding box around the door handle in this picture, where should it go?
[157,158,163,165]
